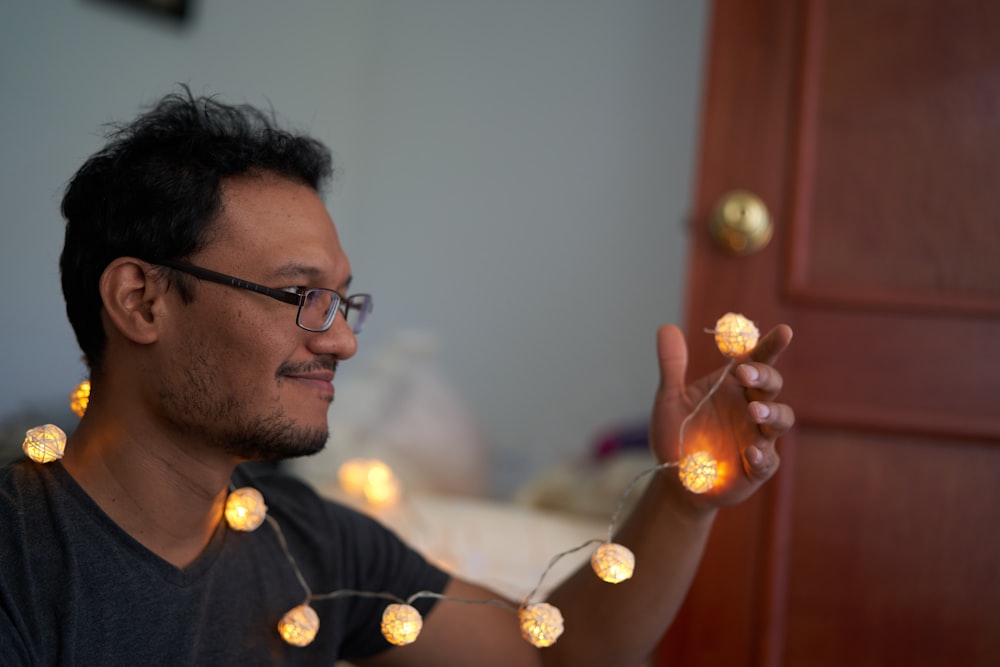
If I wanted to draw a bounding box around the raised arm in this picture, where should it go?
[539,322,794,666]
[362,322,793,667]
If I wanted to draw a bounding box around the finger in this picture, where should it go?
[748,323,793,366]
[656,324,689,402]
[736,362,784,402]
[748,401,795,439]
[743,443,780,480]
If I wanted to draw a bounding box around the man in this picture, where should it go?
[0,90,793,665]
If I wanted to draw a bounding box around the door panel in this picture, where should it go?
[790,1,1000,303]
[785,430,1000,667]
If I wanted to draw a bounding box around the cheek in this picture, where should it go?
[222,324,297,386]
[183,302,298,390]
[224,306,284,357]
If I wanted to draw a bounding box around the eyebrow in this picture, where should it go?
[270,263,354,292]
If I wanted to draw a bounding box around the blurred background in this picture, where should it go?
[0,0,708,496]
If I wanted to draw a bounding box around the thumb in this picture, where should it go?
[657,324,689,403]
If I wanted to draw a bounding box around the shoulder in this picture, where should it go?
[1,459,84,568]
[0,458,52,518]
[0,460,30,547]
[1,457,38,489]
[0,460,67,664]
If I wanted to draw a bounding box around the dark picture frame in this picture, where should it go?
[90,0,191,23]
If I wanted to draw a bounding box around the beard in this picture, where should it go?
[160,387,330,461]
[157,351,332,462]
[221,411,328,462]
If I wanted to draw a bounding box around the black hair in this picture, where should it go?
[59,87,333,374]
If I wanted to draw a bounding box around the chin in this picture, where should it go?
[225,416,329,462]
[279,439,327,462]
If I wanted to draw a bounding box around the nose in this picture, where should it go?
[307,311,358,360]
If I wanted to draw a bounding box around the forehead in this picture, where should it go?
[201,174,350,285]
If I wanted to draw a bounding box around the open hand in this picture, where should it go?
[649,322,794,508]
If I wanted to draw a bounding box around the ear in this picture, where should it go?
[99,258,169,346]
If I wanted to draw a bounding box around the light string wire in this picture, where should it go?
[261,507,519,613]
[311,588,518,614]
[677,357,737,461]
[522,355,737,604]
[604,462,676,544]
[266,513,313,601]
[261,338,740,615]
[30,313,758,647]
[521,538,604,607]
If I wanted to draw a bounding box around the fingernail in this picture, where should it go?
[752,402,770,420]
[740,364,759,384]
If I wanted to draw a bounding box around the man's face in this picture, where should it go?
[153,174,358,461]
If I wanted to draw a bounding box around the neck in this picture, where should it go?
[62,407,239,569]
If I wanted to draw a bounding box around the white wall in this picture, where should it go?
[0,0,707,494]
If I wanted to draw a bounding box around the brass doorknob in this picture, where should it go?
[710,190,773,255]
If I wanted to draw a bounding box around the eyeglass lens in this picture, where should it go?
[298,290,370,333]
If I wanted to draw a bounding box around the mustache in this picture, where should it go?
[276,358,338,377]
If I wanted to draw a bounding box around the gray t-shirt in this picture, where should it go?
[0,459,449,665]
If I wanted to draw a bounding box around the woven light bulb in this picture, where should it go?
[591,542,635,584]
[713,312,759,358]
[278,604,320,647]
[70,380,91,418]
[22,424,67,463]
[380,603,423,646]
[679,451,718,494]
[518,602,564,648]
[224,487,268,532]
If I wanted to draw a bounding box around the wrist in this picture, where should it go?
[652,468,719,523]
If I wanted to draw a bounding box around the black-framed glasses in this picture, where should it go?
[156,259,372,334]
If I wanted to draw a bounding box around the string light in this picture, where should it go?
[225,487,269,531]
[381,603,424,646]
[297,588,517,649]
[518,603,564,648]
[22,424,67,463]
[711,312,759,358]
[678,451,718,494]
[591,542,635,584]
[41,312,766,651]
[70,381,90,418]
[337,458,402,507]
[362,461,401,506]
[671,312,758,493]
[278,604,320,647]
[337,458,370,496]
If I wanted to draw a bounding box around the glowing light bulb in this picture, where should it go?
[338,458,369,497]
[70,381,91,418]
[713,312,759,357]
[591,542,635,584]
[518,602,564,648]
[338,458,402,507]
[363,460,401,507]
[679,451,718,494]
[224,487,268,531]
[381,603,423,646]
[22,424,67,463]
[278,604,320,647]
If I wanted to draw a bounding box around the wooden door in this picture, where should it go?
[657,1,1000,665]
